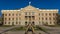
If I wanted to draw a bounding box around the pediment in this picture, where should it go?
[20,5,39,10]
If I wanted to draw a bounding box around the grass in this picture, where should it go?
[10,26,45,31]
[10,26,26,31]
[0,25,13,27]
[0,25,54,31]
[46,25,60,27]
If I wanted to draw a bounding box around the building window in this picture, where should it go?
[19,22,20,24]
[50,22,52,24]
[25,22,27,25]
[29,16,31,20]
[12,22,14,25]
[46,18,47,20]
[32,16,35,20]
[5,14,7,16]
[19,18,21,20]
[12,18,14,20]
[25,16,27,18]
[54,22,55,24]
[42,22,44,24]
[5,18,7,20]
[46,13,47,16]
[9,14,10,16]
[53,18,55,20]
[56,13,57,16]
[2,14,4,16]
[49,13,51,16]
[39,17,40,20]
[5,22,6,24]
[16,22,18,24]
[25,12,27,15]
[49,17,51,20]
[53,13,55,16]
[45,22,48,25]
[25,16,28,20]
[12,14,14,16]
[42,17,44,20]
[39,13,40,16]
[29,16,31,18]
[32,21,35,25]
[8,22,10,24]
[9,18,10,20]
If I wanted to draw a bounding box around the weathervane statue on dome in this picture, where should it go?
[29,2,31,6]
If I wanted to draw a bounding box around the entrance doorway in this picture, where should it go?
[32,21,35,25]
[25,22,27,25]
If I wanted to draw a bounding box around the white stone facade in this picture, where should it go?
[1,5,58,26]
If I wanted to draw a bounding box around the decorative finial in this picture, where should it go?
[29,2,31,6]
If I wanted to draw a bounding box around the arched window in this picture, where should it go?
[32,21,35,25]
[25,22,27,25]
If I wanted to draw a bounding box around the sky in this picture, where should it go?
[0,0,60,16]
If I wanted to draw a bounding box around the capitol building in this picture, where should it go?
[1,2,58,26]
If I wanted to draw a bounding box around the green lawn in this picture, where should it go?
[0,25,13,27]
[10,26,48,31]
[10,26,26,31]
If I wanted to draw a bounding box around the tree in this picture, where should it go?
[0,16,2,25]
[57,14,60,25]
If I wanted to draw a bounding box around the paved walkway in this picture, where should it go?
[0,26,60,34]
[1,31,47,34]
[40,26,60,34]
[0,26,21,34]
